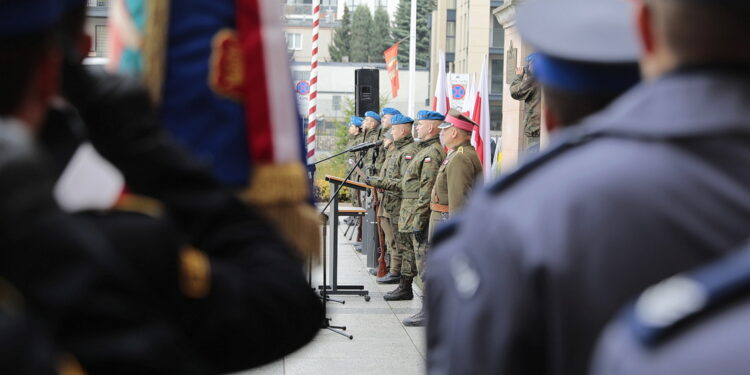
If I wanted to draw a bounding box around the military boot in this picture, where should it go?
[402,301,426,326]
[376,273,401,284]
[383,277,413,301]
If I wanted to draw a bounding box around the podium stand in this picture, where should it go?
[319,175,372,301]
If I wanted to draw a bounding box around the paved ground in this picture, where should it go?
[235,216,427,375]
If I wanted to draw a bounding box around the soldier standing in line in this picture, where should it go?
[346,116,364,182]
[510,54,541,153]
[429,109,483,240]
[361,111,385,178]
[386,111,446,319]
[368,115,419,285]
[380,107,401,134]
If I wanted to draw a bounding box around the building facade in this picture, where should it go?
[86,0,110,58]
[430,0,504,131]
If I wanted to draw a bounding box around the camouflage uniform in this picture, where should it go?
[369,135,418,276]
[510,72,541,145]
[398,136,446,281]
[429,142,482,240]
[362,127,386,177]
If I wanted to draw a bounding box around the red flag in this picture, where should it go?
[384,43,400,98]
[471,58,492,177]
[433,50,450,114]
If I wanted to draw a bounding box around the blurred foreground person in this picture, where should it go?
[591,241,750,375]
[39,0,324,373]
[0,1,206,373]
[425,0,750,373]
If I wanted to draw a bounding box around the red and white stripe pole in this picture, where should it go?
[306,0,320,166]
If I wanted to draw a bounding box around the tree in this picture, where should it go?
[392,0,434,68]
[329,5,351,62]
[349,5,374,62]
[371,8,393,63]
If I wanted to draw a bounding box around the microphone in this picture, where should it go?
[348,140,384,152]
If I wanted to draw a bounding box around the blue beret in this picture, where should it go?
[417,110,446,121]
[526,53,538,64]
[381,108,401,117]
[364,111,381,122]
[349,116,363,127]
[0,0,64,37]
[390,114,414,125]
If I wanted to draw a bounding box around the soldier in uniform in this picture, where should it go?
[510,54,541,152]
[425,0,750,373]
[380,107,401,133]
[346,116,364,182]
[369,115,419,285]
[390,111,446,323]
[430,109,483,240]
[590,242,750,375]
[362,111,385,177]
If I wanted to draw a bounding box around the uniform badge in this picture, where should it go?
[405,155,413,160]
[442,159,449,166]
[425,157,432,163]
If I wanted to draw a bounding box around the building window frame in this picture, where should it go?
[287,32,303,50]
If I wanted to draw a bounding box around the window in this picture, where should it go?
[490,57,504,94]
[95,25,108,57]
[446,21,456,54]
[490,100,502,131]
[346,0,361,9]
[491,15,504,48]
[332,95,342,111]
[287,33,302,50]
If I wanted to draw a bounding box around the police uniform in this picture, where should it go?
[430,111,483,240]
[369,115,419,284]
[422,0,750,374]
[591,242,750,375]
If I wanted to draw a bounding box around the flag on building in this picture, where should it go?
[432,50,450,114]
[108,0,319,259]
[384,42,400,98]
[471,57,492,178]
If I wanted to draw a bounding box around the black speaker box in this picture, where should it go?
[355,69,380,117]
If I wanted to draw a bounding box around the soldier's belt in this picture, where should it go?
[402,192,418,199]
[430,203,449,213]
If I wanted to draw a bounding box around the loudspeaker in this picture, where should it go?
[355,69,379,116]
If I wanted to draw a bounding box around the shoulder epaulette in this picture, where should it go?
[626,242,750,346]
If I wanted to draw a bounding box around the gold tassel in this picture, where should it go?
[143,0,170,104]
[240,163,322,263]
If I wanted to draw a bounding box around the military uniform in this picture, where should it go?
[423,0,750,373]
[429,141,482,239]
[398,135,446,285]
[362,127,385,177]
[370,134,418,278]
[591,243,750,375]
[510,68,541,147]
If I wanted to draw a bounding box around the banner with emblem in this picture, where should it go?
[384,42,400,98]
[107,0,319,259]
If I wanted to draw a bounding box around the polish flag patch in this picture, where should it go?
[405,155,413,160]
[425,157,432,163]
[442,159,449,165]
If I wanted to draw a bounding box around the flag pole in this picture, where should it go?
[306,0,320,168]
[408,0,417,117]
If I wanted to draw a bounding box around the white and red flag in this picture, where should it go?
[432,50,450,114]
[471,57,492,178]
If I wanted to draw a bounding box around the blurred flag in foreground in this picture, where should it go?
[108,0,320,258]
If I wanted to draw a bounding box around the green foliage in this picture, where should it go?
[371,8,393,63]
[350,5,375,63]
[329,5,351,62]
[392,0,434,68]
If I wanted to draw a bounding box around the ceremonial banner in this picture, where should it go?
[108,0,319,259]
[471,57,492,178]
[384,43,400,98]
[433,50,450,114]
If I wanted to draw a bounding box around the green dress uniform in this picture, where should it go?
[369,135,418,276]
[429,142,483,239]
[398,136,446,284]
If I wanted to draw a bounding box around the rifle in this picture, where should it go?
[372,188,388,278]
